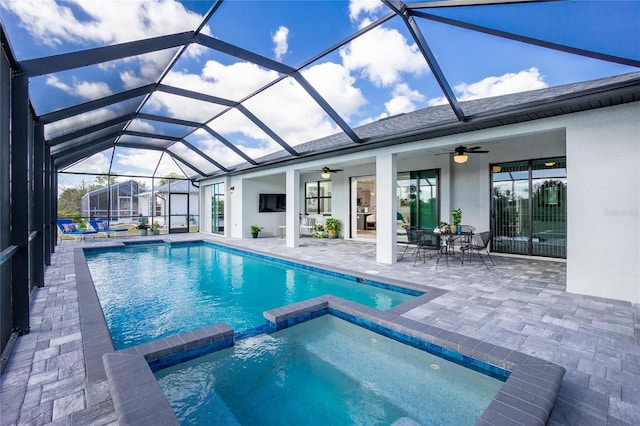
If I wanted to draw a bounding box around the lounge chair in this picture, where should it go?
[57,218,97,241]
[89,219,128,238]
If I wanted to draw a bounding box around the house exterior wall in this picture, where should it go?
[566,102,640,303]
[200,100,640,303]
[240,174,286,238]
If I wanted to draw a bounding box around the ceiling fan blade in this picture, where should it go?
[468,150,489,153]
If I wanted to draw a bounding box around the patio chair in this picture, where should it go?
[299,216,315,236]
[460,230,495,268]
[365,214,376,230]
[460,224,476,233]
[57,218,97,241]
[89,219,128,238]
[413,230,441,266]
[399,226,419,260]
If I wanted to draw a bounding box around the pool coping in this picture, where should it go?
[75,240,565,425]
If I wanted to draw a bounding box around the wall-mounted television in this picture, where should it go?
[259,193,286,212]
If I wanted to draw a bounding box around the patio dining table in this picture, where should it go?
[433,231,474,267]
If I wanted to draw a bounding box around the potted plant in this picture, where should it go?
[250,225,262,238]
[451,208,462,233]
[312,223,325,238]
[324,218,341,238]
[437,221,450,234]
[150,221,160,235]
[136,222,149,236]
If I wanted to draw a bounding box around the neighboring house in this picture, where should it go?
[199,73,640,304]
[138,180,200,231]
[81,180,142,222]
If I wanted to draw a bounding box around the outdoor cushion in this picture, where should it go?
[62,223,78,232]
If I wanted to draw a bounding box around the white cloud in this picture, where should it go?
[349,0,384,22]
[3,0,206,47]
[44,107,120,139]
[273,26,289,62]
[119,50,179,89]
[189,128,281,168]
[113,148,191,179]
[340,25,428,87]
[46,75,112,100]
[64,151,111,174]
[145,90,227,123]
[151,59,367,157]
[301,62,367,121]
[199,61,278,99]
[115,149,162,173]
[428,68,548,106]
[384,83,425,116]
[188,129,250,168]
[126,120,156,134]
[4,0,208,91]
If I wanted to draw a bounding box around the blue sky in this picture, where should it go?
[0,0,638,188]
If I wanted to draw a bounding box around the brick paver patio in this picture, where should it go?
[1,233,638,425]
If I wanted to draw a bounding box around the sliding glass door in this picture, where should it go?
[491,158,566,258]
[211,183,225,234]
[397,170,439,242]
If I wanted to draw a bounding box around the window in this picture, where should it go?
[305,181,332,214]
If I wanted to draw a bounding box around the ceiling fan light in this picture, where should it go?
[321,172,331,179]
[453,154,468,164]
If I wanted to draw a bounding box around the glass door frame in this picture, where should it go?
[350,175,376,239]
[490,157,567,258]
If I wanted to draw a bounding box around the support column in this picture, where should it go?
[32,124,45,287]
[44,146,52,264]
[10,72,30,334]
[52,170,58,250]
[376,152,397,264]
[285,169,300,248]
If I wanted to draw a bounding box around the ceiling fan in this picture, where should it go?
[312,166,343,178]
[439,145,489,163]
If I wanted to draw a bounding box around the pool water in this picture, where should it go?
[85,243,415,349]
[155,315,504,425]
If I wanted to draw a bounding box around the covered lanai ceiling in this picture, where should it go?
[1,0,639,180]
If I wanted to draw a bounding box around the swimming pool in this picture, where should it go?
[156,314,504,425]
[84,242,417,349]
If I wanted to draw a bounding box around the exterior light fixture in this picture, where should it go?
[229,186,235,194]
[321,172,331,179]
[453,154,468,164]
[544,161,556,167]
[492,165,502,173]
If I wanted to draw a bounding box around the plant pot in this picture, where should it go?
[252,232,259,238]
[327,229,337,238]
[151,230,160,235]
[456,225,462,234]
[138,229,147,236]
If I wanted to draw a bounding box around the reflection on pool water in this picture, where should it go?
[85,242,416,349]
[155,315,504,425]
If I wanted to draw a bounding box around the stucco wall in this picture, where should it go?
[566,102,640,303]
